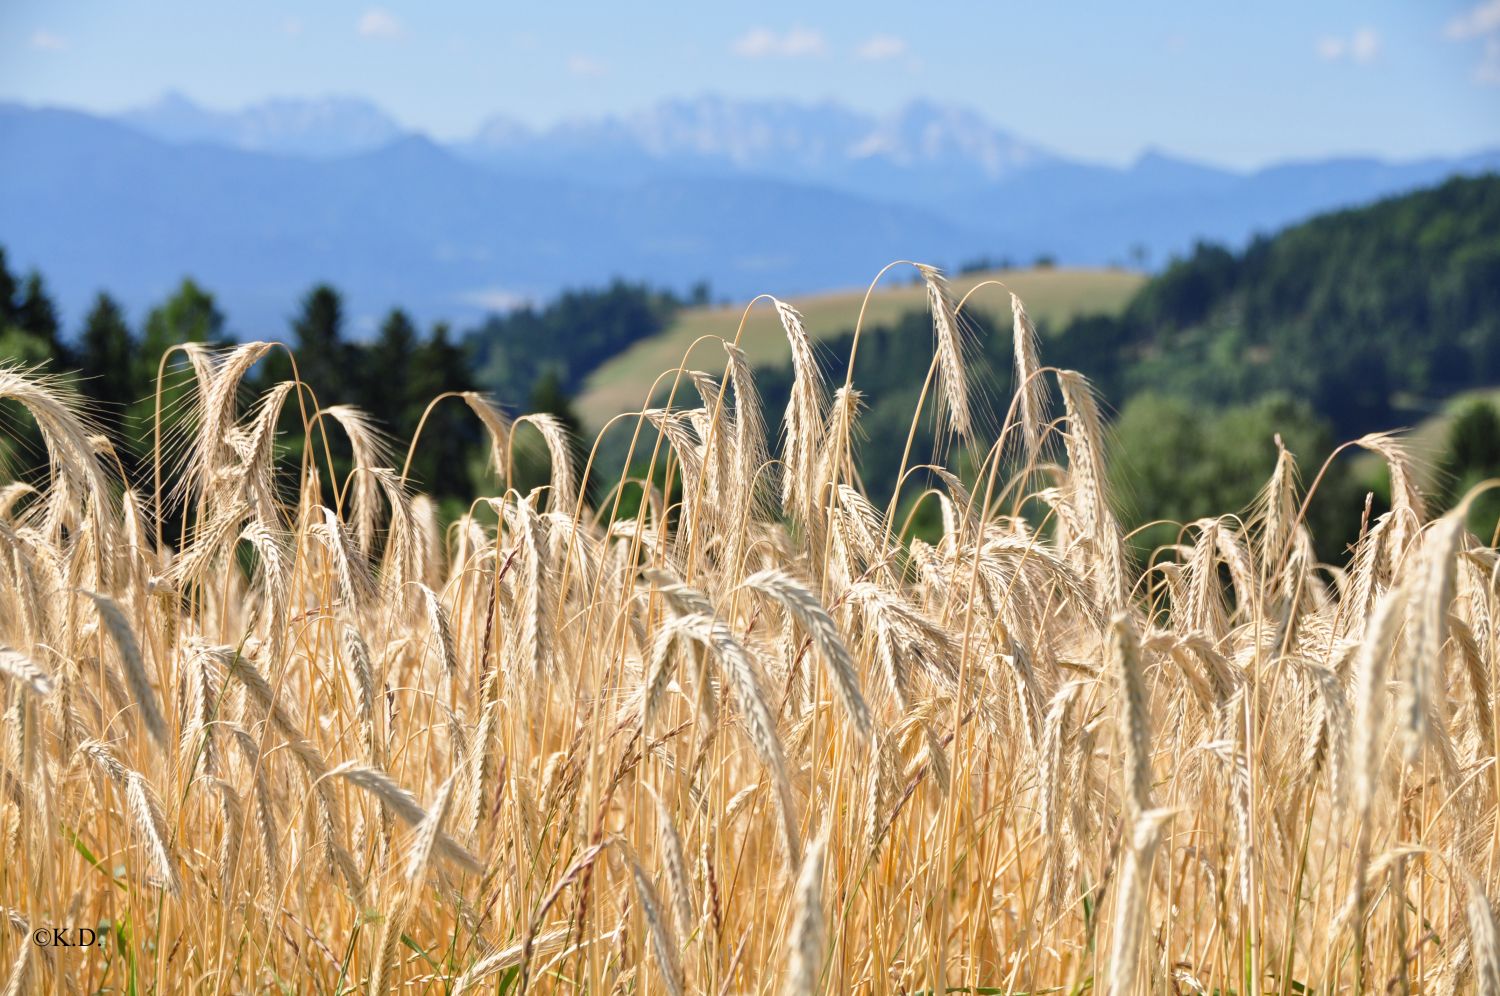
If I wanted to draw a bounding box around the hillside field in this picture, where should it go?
[577,266,1143,428]
[1348,385,1500,489]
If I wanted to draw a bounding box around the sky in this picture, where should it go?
[1,1,1497,169]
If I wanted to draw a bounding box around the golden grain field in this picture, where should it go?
[1,265,1497,994]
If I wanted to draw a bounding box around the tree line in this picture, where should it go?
[0,260,480,504]
[0,250,697,511]
[5,173,1496,547]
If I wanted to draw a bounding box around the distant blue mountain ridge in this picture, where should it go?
[1,92,1495,338]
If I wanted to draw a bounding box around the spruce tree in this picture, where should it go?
[77,293,136,438]
[290,284,347,405]
[404,321,478,498]
[362,308,418,433]
[14,272,67,366]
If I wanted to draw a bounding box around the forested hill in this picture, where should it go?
[1048,174,1500,435]
[760,174,1499,459]
[750,174,1500,550]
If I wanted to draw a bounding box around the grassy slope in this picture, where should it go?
[1350,386,1500,492]
[577,266,1144,428]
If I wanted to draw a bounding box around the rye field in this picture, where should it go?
[0,264,1497,994]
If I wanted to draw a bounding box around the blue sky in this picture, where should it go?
[1,1,1497,168]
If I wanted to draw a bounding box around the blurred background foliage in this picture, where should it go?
[3,176,1498,567]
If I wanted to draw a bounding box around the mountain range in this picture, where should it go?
[1,92,1495,338]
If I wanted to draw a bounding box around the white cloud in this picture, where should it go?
[1350,27,1380,61]
[357,8,402,39]
[1316,26,1380,64]
[1442,1,1500,83]
[29,29,66,51]
[856,34,907,61]
[566,54,607,77]
[1447,0,1500,39]
[732,27,825,58]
